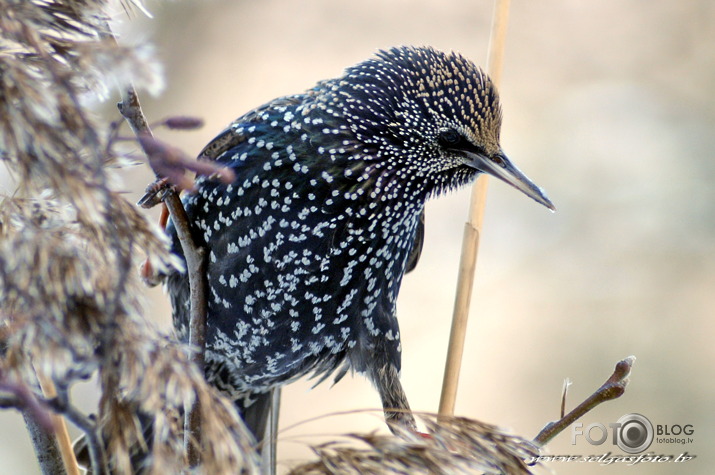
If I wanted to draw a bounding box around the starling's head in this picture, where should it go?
[335,46,554,210]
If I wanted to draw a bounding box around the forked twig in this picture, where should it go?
[45,387,108,475]
[533,356,635,446]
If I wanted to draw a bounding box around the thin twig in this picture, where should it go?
[45,389,108,475]
[0,379,53,432]
[533,356,635,446]
[439,0,512,416]
[560,378,571,419]
[117,87,208,467]
[0,371,65,475]
[103,0,209,447]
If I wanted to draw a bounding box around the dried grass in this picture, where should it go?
[0,1,259,473]
[289,413,539,474]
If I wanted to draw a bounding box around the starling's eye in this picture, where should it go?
[490,155,505,167]
[438,129,462,147]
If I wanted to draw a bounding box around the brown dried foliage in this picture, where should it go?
[289,413,539,475]
[0,1,259,473]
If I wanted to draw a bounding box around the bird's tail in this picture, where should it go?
[237,390,273,442]
[238,388,281,472]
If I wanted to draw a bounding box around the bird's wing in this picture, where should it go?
[198,125,247,160]
[198,95,307,161]
[405,209,425,273]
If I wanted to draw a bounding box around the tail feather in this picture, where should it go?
[239,389,280,474]
[238,391,273,443]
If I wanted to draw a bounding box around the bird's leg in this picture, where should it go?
[369,362,417,434]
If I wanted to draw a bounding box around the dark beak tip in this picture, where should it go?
[538,194,556,212]
[543,197,556,212]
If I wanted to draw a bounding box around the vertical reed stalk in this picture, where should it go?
[439,0,512,416]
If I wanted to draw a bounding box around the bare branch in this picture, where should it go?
[44,387,109,475]
[138,134,235,191]
[163,197,207,468]
[533,356,635,446]
[0,380,53,432]
[0,366,65,475]
[117,83,208,468]
[21,410,67,475]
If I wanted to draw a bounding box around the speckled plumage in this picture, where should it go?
[167,46,553,440]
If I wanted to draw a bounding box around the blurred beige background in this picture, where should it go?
[1,0,713,473]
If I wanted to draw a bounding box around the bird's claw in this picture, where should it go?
[137,177,174,209]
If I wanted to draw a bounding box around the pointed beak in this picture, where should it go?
[463,150,555,211]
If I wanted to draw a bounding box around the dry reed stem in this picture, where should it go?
[439,0,512,416]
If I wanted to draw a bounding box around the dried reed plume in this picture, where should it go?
[289,413,539,474]
[0,1,259,473]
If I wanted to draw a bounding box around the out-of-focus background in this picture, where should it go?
[1,0,713,473]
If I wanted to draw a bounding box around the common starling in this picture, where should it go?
[166,46,554,441]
